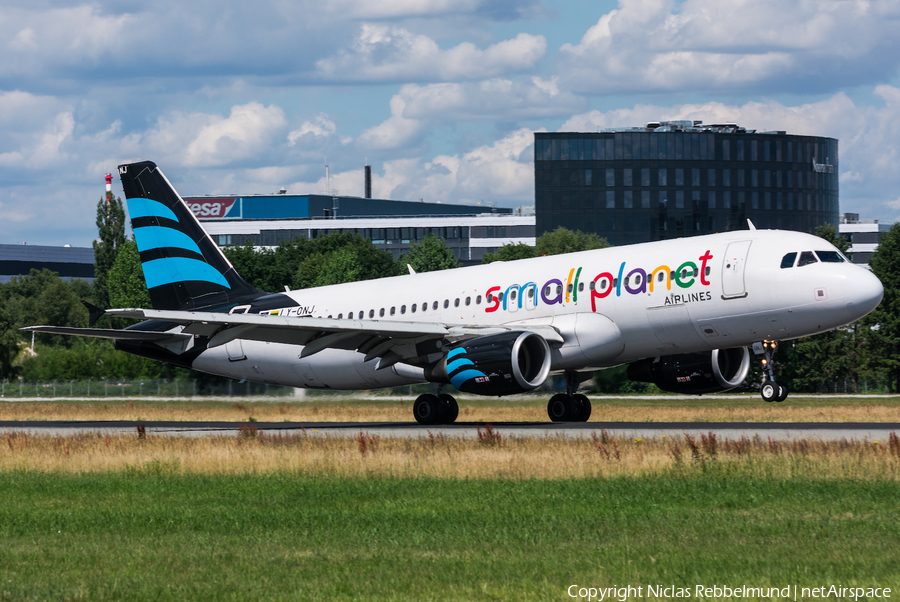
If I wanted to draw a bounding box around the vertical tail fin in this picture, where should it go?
[118,161,263,311]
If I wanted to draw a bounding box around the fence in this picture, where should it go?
[0,379,296,398]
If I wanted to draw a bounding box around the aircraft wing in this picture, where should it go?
[21,326,191,343]
[27,308,564,370]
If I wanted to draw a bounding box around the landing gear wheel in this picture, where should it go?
[573,394,592,422]
[438,394,459,423]
[760,380,779,403]
[548,394,578,422]
[775,383,789,402]
[413,394,445,425]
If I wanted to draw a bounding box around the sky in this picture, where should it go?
[1,0,899,247]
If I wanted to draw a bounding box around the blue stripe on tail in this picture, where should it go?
[133,226,202,255]
[141,257,231,289]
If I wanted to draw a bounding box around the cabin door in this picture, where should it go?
[721,240,752,299]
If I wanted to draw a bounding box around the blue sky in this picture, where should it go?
[1,0,899,246]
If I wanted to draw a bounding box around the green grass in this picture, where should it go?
[1,472,897,600]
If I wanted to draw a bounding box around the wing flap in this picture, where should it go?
[21,326,190,343]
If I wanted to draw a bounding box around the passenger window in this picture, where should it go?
[544,286,551,296]
[465,297,471,306]
[692,269,698,278]
[411,304,416,313]
[328,315,332,318]
[476,295,482,304]
[528,288,535,298]
[422,303,427,312]
[556,285,562,295]
[815,250,844,263]
[369,309,375,318]
[623,277,629,286]
[433,301,439,310]
[487,293,494,303]
[401,305,406,314]
[454,298,460,307]
[589,281,595,291]
[390,307,395,316]
[600,280,608,290]
[338,313,343,319]
[567,283,573,293]
[443,300,448,309]
[578,283,584,292]
[704,266,710,276]
[378,308,384,317]
[781,252,797,269]
[670,271,676,280]
[613,278,618,287]
[797,251,818,267]
[658,272,664,282]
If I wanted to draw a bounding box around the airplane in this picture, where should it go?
[24,161,884,424]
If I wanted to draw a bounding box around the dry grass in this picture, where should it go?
[1,396,899,423]
[3,428,899,480]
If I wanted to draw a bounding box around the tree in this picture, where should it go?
[481,243,537,264]
[814,223,850,254]
[0,306,20,380]
[108,239,151,308]
[535,227,610,256]
[293,234,400,289]
[865,223,900,392]
[400,234,459,273]
[92,192,127,308]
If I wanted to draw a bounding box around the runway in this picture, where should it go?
[1,420,898,441]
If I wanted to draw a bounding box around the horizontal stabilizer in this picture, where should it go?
[21,325,190,343]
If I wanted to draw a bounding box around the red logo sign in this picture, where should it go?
[187,198,237,218]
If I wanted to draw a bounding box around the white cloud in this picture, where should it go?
[558,0,900,94]
[278,127,536,205]
[378,127,537,203]
[324,0,536,19]
[0,6,133,75]
[358,78,583,149]
[316,25,546,82]
[120,102,287,168]
[288,114,339,145]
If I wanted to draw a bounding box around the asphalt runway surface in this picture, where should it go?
[1,420,898,441]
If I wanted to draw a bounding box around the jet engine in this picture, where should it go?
[429,331,552,396]
[626,347,750,395]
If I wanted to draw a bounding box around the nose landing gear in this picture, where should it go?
[758,340,788,402]
[547,372,592,422]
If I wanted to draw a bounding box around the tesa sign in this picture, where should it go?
[188,198,238,219]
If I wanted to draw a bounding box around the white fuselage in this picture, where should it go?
[190,229,883,390]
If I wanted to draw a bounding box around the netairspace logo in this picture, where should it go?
[566,584,892,600]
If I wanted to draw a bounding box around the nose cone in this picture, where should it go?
[845,267,884,319]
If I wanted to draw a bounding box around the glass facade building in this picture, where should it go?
[534,123,839,245]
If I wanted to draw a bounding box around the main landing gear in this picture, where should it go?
[547,372,592,422]
[758,340,789,403]
[413,391,459,425]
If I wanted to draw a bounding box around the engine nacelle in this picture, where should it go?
[429,331,552,396]
[626,347,751,395]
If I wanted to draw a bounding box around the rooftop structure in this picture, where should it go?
[0,243,95,283]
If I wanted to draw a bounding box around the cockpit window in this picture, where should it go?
[797,251,818,267]
[780,252,797,269]
[815,250,844,263]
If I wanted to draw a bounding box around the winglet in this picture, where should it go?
[82,301,105,327]
[407,264,416,275]
[747,219,757,231]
